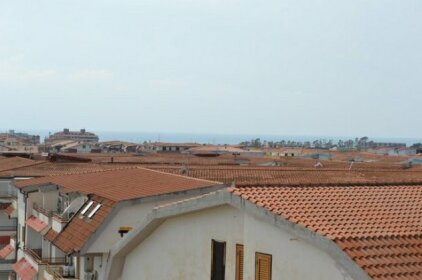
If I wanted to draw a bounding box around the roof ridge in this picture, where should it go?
[235,180,422,188]
[22,165,138,178]
[140,166,221,185]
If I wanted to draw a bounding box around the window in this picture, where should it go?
[87,204,101,218]
[255,252,272,280]
[236,245,244,280]
[211,240,226,280]
[80,201,93,215]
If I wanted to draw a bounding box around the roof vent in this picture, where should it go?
[87,204,101,219]
[80,201,93,216]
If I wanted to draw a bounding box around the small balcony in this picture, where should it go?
[44,264,79,280]
[24,247,66,265]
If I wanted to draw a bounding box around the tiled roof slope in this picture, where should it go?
[0,157,41,173]
[150,166,422,185]
[0,162,115,177]
[229,185,422,280]
[14,167,220,202]
[53,195,115,254]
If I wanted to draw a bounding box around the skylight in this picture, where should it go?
[80,201,93,215]
[87,204,101,219]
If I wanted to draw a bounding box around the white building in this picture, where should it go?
[106,183,422,280]
[11,167,224,280]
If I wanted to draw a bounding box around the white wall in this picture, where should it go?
[121,206,244,280]
[243,213,353,280]
[119,205,356,280]
[87,195,211,254]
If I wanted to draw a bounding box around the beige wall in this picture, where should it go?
[87,195,213,254]
[121,205,244,280]
[120,205,355,280]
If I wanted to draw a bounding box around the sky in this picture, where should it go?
[0,0,421,139]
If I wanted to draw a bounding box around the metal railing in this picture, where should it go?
[45,264,79,280]
[0,226,17,231]
[24,247,66,265]
[33,203,54,217]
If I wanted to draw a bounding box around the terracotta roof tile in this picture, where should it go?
[0,244,14,259]
[0,157,41,173]
[149,166,422,185]
[26,215,48,233]
[229,184,422,279]
[15,167,220,202]
[53,195,115,254]
[0,162,115,177]
[44,228,59,242]
[12,257,37,280]
[5,204,15,216]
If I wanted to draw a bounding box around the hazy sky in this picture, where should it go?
[1,0,421,138]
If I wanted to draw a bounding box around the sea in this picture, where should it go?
[8,129,422,146]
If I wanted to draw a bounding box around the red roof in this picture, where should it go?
[52,195,115,254]
[0,244,14,259]
[26,215,48,233]
[12,258,37,280]
[229,184,422,279]
[15,167,220,202]
[5,204,15,216]
[150,166,422,185]
[0,157,41,172]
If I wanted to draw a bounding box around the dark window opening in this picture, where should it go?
[211,240,226,280]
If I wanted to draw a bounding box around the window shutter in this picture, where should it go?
[236,245,244,280]
[255,253,272,280]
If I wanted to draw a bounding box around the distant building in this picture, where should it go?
[45,129,99,144]
[0,130,39,154]
[50,141,97,153]
[0,130,40,145]
[144,142,202,153]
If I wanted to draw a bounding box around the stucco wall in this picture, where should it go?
[121,205,244,280]
[120,205,355,280]
[87,194,215,254]
[243,213,353,280]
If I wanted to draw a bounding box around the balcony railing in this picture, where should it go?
[0,225,17,231]
[33,203,54,217]
[46,264,79,280]
[24,247,66,265]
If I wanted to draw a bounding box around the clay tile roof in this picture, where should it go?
[149,166,422,185]
[229,184,422,279]
[5,204,15,216]
[12,257,37,280]
[0,157,41,173]
[14,167,220,202]
[52,195,116,254]
[0,244,14,259]
[26,215,48,233]
[0,162,114,177]
[44,228,59,242]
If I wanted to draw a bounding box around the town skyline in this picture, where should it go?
[1,0,422,138]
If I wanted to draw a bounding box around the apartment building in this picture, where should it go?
[10,167,224,280]
[45,129,99,145]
